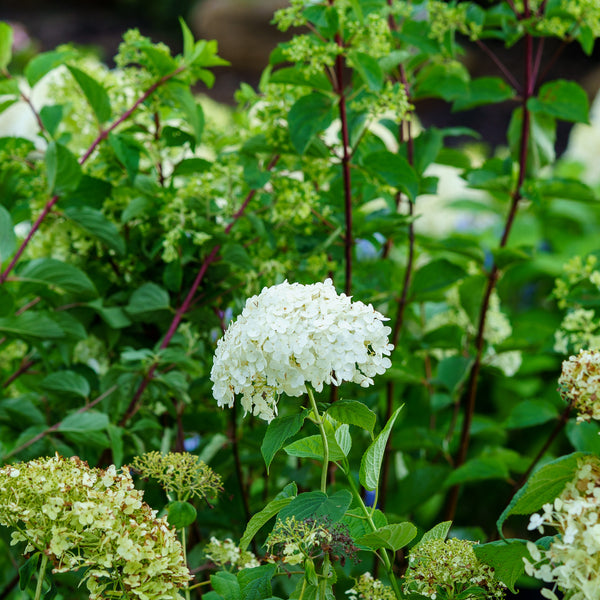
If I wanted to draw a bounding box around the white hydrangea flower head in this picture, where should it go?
[524,456,600,600]
[211,279,393,421]
[558,349,600,422]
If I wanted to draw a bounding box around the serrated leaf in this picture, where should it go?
[240,483,297,550]
[269,66,332,92]
[284,434,346,462]
[45,141,82,195]
[126,283,170,318]
[277,490,352,524]
[359,406,403,491]
[362,150,419,200]
[108,133,140,182]
[474,539,529,593]
[171,157,212,177]
[19,552,40,591]
[288,92,335,155]
[356,522,417,551]
[497,452,583,535]
[41,371,90,399]
[334,424,351,456]
[25,50,74,87]
[166,501,197,529]
[0,312,64,340]
[238,564,276,600]
[19,258,97,296]
[326,400,376,433]
[261,411,308,472]
[58,411,109,433]
[67,65,112,123]
[349,51,383,92]
[0,205,15,265]
[39,105,64,138]
[211,572,241,600]
[527,80,589,124]
[342,508,388,540]
[418,521,452,546]
[64,206,125,255]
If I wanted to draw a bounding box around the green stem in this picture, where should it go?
[34,554,48,600]
[307,387,329,493]
[181,527,190,600]
[344,463,404,600]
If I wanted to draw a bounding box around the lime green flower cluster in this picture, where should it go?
[131,451,222,503]
[426,0,482,45]
[558,349,600,422]
[203,537,260,571]
[403,538,506,600]
[0,454,191,600]
[346,572,395,600]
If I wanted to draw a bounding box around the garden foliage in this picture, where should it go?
[1,0,600,598]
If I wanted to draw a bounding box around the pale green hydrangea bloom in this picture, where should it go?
[0,454,190,600]
[403,537,506,599]
[204,537,260,571]
[211,279,393,422]
[524,456,600,600]
[346,572,395,600]
[558,349,600,422]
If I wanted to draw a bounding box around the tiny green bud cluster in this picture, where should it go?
[204,537,260,570]
[346,572,395,600]
[403,538,506,599]
[558,349,600,422]
[0,454,190,600]
[131,451,223,503]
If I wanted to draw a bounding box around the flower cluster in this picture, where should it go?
[203,537,260,570]
[211,279,393,422]
[403,538,506,599]
[558,349,600,422]
[524,456,600,600]
[265,516,358,566]
[346,572,395,600]
[0,454,190,600]
[131,451,223,503]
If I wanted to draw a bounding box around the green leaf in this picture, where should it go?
[342,508,388,540]
[239,483,297,550]
[474,539,529,593]
[411,259,465,299]
[0,205,15,265]
[284,434,347,462]
[362,150,419,200]
[19,258,97,296]
[356,522,417,551]
[67,65,112,123]
[453,77,515,111]
[58,411,109,433]
[64,206,126,255]
[334,424,351,456]
[19,552,40,591]
[566,420,600,454]
[326,399,376,433]
[41,371,90,399]
[166,501,197,529]
[504,400,559,429]
[40,105,64,138]
[87,299,132,329]
[126,282,170,318]
[360,406,403,491]
[238,564,276,600]
[288,92,335,155]
[179,17,196,62]
[108,133,140,182]
[167,84,204,144]
[0,22,13,70]
[445,457,509,487]
[414,62,469,101]
[211,572,241,600]
[222,243,253,272]
[45,141,82,195]
[528,80,589,124]
[497,452,583,535]
[25,50,74,87]
[269,66,332,92]
[277,490,352,524]
[349,51,384,92]
[171,158,212,177]
[0,312,64,340]
[418,521,452,546]
[435,356,473,394]
[261,411,308,472]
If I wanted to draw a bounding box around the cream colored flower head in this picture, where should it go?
[558,349,600,422]
[210,279,393,422]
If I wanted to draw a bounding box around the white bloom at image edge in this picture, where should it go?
[210,279,394,422]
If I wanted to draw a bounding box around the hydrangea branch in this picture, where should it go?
[307,386,329,493]
[445,7,535,521]
[33,554,48,600]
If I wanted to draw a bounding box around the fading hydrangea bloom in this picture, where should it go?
[0,454,190,600]
[204,537,260,571]
[346,572,395,600]
[558,349,600,422]
[524,457,600,600]
[211,279,393,422]
[403,537,506,599]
